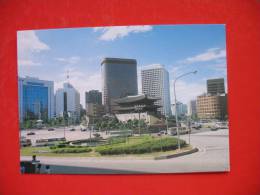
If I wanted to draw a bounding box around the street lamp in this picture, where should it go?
[164,107,169,134]
[173,70,197,150]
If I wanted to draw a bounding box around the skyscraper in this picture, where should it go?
[207,78,225,95]
[18,76,54,122]
[141,64,172,116]
[85,90,102,107]
[101,57,138,113]
[55,83,80,121]
[85,90,104,117]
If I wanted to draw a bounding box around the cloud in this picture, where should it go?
[55,56,81,65]
[94,25,153,41]
[180,48,226,64]
[170,80,206,104]
[17,30,50,66]
[18,59,41,67]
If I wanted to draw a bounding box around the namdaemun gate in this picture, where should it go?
[112,94,163,125]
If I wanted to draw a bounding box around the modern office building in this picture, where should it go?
[187,100,197,117]
[101,57,138,113]
[141,64,172,116]
[86,103,105,117]
[85,90,102,116]
[85,90,102,106]
[207,78,225,95]
[196,94,227,120]
[171,101,187,117]
[55,82,80,122]
[18,76,54,123]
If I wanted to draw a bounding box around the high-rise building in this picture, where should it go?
[187,100,197,117]
[85,90,104,117]
[196,94,227,120]
[18,76,54,122]
[55,83,80,121]
[101,57,138,113]
[171,101,187,117]
[141,64,172,116]
[207,78,225,95]
[85,90,102,107]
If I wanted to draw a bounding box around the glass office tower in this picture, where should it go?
[101,57,138,113]
[18,77,54,122]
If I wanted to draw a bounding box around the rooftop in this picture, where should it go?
[101,57,137,65]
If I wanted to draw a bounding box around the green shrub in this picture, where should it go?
[95,137,186,155]
[52,147,92,153]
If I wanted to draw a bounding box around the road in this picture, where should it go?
[21,128,230,174]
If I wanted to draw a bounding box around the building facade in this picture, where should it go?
[196,94,227,120]
[171,101,187,117]
[85,90,103,117]
[101,57,138,113]
[187,100,197,117]
[85,90,102,107]
[141,64,172,116]
[86,103,105,117]
[55,83,80,122]
[207,78,225,95]
[18,76,54,123]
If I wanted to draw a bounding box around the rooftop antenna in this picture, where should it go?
[66,70,70,84]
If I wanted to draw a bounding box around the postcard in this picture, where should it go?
[18,24,229,174]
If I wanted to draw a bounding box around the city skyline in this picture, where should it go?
[17,25,227,105]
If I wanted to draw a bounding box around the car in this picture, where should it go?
[48,128,55,131]
[81,128,87,131]
[159,130,167,135]
[210,125,218,131]
[20,139,32,147]
[70,128,76,131]
[93,133,101,137]
[27,132,35,135]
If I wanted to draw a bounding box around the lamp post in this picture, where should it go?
[164,107,169,134]
[173,70,197,150]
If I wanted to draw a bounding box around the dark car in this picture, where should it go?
[27,132,35,135]
[70,128,76,131]
[48,128,55,131]
[20,139,32,147]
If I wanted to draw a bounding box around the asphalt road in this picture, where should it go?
[21,129,230,174]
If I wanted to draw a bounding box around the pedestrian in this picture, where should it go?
[32,155,37,162]
[45,165,51,174]
[20,165,25,174]
[36,163,42,174]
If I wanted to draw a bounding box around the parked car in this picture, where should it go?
[210,125,218,131]
[81,128,87,131]
[192,123,202,130]
[27,132,35,135]
[93,133,101,138]
[20,139,32,147]
[48,128,55,131]
[70,128,75,131]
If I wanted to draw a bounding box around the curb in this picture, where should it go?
[154,147,199,160]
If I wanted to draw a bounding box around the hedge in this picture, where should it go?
[95,137,186,155]
[52,147,92,153]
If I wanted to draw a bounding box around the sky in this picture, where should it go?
[17,24,227,106]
